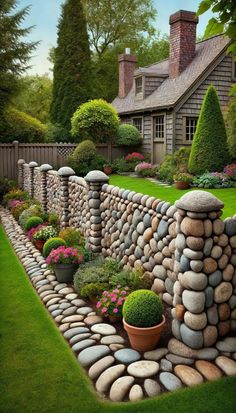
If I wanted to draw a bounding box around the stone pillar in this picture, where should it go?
[17,159,25,189]
[58,166,75,229]
[172,190,232,349]
[28,161,38,198]
[85,170,109,253]
[39,164,53,213]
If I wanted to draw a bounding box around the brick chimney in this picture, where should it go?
[118,48,137,98]
[169,10,199,78]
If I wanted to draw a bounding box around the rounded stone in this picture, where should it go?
[144,348,168,361]
[175,191,224,212]
[110,376,135,402]
[207,306,218,325]
[179,271,207,291]
[195,348,219,360]
[175,234,186,250]
[218,233,228,247]
[153,265,167,280]
[114,348,141,364]
[84,315,103,325]
[213,219,224,235]
[203,238,213,256]
[204,219,213,237]
[58,166,75,176]
[183,248,203,260]
[223,264,234,281]
[85,170,109,182]
[190,260,203,272]
[166,354,194,365]
[180,255,190,272]
[64,327,89,339]
[72,339,96,352]
[214,282,233,303]
[208,271,222,287]
[143,228,153,242]
[144,379,161,397]
[175,304,185,321]
[230,235,236,248]
[129,384,143,401]
[168,338,197,358]
[96,364,126,393]
[159,372,182,391]
[215,356,236,375]
[203,258,218,274]
[180,323,203,349]
[186,236,204,251]
[218,320,230,336]
[78,345,110,367]
[127,360,159,378]
[184,311,207,330]
[203,326,218,347]
[182,290,205,313]
[100,335,125,345]
[157,220,169,238]
[205,286,214,308]
[211,245,222,259]
[91,323,117,335]
[224,218,236,236]
[88,355,115,380]
[39,163,53,172]
[218,303,230,321]
[160,359,172,372]
[195,360,222,381]
[218,254,229,270]
[174,365,203,386]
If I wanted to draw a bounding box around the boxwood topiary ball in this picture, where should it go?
[25,216,43,231]
[43,237,66,258]
[122,289,164,328]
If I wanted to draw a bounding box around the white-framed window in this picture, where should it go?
[135,77,143,95]
[132,117,143,134]
[185,117,198,141]
[153,115,165,140]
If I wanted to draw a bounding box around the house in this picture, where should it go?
[112,10,235,164]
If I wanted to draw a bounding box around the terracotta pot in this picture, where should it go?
[104,166,113,175]
[123,315,166,351]
[54,264,78,283]
[34,239,45,252]
[175,181,189,190]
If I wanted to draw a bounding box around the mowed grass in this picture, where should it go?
[110,175,236,219]
[1,225,236,413]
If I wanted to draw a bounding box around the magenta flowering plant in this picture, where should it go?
[27,224,46,241]
[125,152,145,162]
[96,286,129,318]
[46,246,84,266]
[8,199,25,209]
[224,164,236,180]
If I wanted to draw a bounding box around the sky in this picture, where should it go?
[18,0,214,76]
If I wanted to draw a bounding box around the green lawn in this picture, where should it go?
[1,225,236,413]
[110,175,236,219]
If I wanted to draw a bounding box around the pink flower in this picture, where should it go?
[113,308,118,314]
[103,298,108,303]
[111,296,117,302]
[96,301,102,308]
[121,290,126,295]
[101,307,108,313]
[117,298,123,306]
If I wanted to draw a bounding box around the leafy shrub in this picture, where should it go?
[11,202,29,220]
[33,226,58,242]
[1,107,47,143]
[0,178,16,203]
[42,237,66,257]
[80,283,109,300]
[225,95,236,160]
[224,164,236,180]
[173,172,194,183]
[96,287,130,318]
[48,212,60,228]
[59,227,84,247]
[3,189,29,206]
[77,246,93,263]
[19,204,43,229]
[192,172,232,188]
[135,162,157,177]
[74,256,116,293]
[109,266,152,291]
[122,289,164,327]
[188,85,230,174]
[25,216,44,231]
[158,147,191,183]
[112,157,134,173]
[116,124,142,146]
[45,123,71,143]
[71,99,119,143]
[68,139,106,176]
[27,224,46,241]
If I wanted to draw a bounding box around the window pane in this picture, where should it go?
[186,117,198,141]
[153,116,164,139]
[133,118,142,133]
[135,77,142,94]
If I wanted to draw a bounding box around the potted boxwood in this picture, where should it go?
[103,162,113,175]
[33,225,58,252]
[122,289,165,351]
[46,246,84,283]
[173,172,193,189]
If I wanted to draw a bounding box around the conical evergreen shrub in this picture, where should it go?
[188,85,230,174]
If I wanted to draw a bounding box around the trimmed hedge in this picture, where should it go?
[68,139,106,176]
[116,124,142,146]
[43,237,66,258]
[25,216,43,231]
[188,85,230,174]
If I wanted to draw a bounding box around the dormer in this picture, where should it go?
[134,63,169,98]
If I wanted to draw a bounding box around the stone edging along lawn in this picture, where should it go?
[1,207,236,403]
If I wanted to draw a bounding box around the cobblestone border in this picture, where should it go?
[1,207,236,402]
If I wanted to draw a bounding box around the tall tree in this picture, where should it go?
[50,0,92,130]
[0,0,38,122]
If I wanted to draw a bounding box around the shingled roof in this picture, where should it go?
[112,35,230,115]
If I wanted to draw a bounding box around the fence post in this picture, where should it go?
[17,159,25,189]
[173,190,228,349]
[58,166,75,229]
[39,164,53,213]
[85,170,109,253]
[13,141,19,179]
[28,161,38,198]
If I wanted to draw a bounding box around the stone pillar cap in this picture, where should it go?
[39,164,53,172]
[85,170,109,183]
[58,166,75,176]
[29,161,38,168]
[18,159,25,165]
[175,190,224,212]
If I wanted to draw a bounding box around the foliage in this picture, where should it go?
[11,202,29,220]
[135,162,157,177]
[0,178,16,203]
[112,157,135,173]
[45,246,84,266]
[125,152,145,162]
[48,212,60,228]
[77,246,93,263]
[3,189,29,206]
[0,0,38,122]
[50,0,92,131]
[68,140,106,176]
[80,282,109,300]
[33,226,58,242]
[225,96,236,160]
[25,216,43,231]
[59,227,85,247]
[109,266,152,291]
[188,86,230,174]
[42,237,66,257]
[192,172,232,188]
[158,154,177,183]
[122,289,164,327]
[173,173,194,183]
[27,224,46,242]
[13,75,52,124]
[19,204,43,229]
[45,123,71,143]
[0,107,47,143]
[116,124,142,146]
[73,256,115,293]
[71,99,119,143]
[224,164,236,180]
[96,287,129,318]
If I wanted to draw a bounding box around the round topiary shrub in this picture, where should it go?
[122,289,164,328]
[19,204,43,229]
[43,237,66,257]
[25,216,44,231]
[116,124,142,146]
[71,99,119,143]
[68,139,106,176]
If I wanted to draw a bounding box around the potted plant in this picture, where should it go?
[96,287,129,323]
[173,172,193,189]
[103,162,113,175]
[46,246,84,283]
[33,225,58,252]
[122,289,165,351]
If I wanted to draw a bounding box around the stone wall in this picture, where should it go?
[33,167,42,204]
[47,170,61,216]
[68,176,89,236]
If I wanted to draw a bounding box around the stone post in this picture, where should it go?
[39,164,53,213]
[28,161,38,198]
[58,166,75,229]
[85,170,109,253]
[17,159,25,189]
[172,190,232,349]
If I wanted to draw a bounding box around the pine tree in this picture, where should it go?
[0,0,38,122]
[188,85,230,174]
[50,0,92,131]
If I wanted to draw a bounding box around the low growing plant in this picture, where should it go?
[173,172,194,183]
[192,172,232,188]
[48,212,60,228]
[3,189,30,206]
[45,246,84,266]
[224,164,236,180]
[96,287,129,318]
[59,227,85,247]
[42,237,66,257]
[27,224,46,241]
[110,266,152,291]
[11,202,29,220]
[33,226,58,242]
[25,216,44,231]
[135,162,157,177]
[80,282,109,300]
[19,204,43,229]
[0,178,16,203]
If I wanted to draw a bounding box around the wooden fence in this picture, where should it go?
[0,141,127,180]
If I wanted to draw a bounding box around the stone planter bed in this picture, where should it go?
[1,207,236,402]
